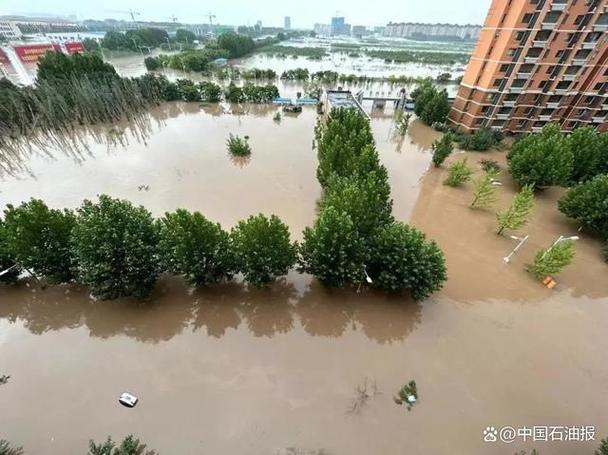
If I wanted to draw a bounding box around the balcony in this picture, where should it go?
[503,100,516,107]
[551,2,566,11]
[531,126,543,132]
[541,22,558,30]
[572,58,587,65]
[563,74,576,81]
[582,41,597,49]
[524,57,539,63]
[547,101,560,108]
[517,71,532,78]
[496,113,510,120]
[555,88,569,94]
[533,40,547,47]
[595,24,608,32]
[539,114,552,121]
[592,116,606,123]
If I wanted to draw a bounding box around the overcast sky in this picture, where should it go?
[1,0,492,27]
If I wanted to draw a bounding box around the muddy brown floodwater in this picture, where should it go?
[1,106,607,455]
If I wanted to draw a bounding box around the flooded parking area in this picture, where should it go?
[1,106,608,454]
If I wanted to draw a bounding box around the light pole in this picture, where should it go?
[503,234,529,264]
[541,235,579,260]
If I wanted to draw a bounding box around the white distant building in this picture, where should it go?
[313,23,331,36]
[284,16,291,30]
[0,21,22,40]
[384,22,481,41]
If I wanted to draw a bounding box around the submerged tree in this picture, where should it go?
[367,222,447,300]
[443,159,473,187]
[470,169,499,209]
[496,185,535,235]
[299,206,366,287]
[0,440,23,455]
[0,219,20,284]
[507,123,573,189]
[431,133,453,168]
[72,195,160,300]
[3,199,76,283]
[88,434,156,455]
[230,214,296,286]
[558,175,608,238]
[158,209,235,287]
[226,134,252,156]
[529,240,575,279]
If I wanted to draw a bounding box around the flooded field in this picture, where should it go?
[1,107,608,454]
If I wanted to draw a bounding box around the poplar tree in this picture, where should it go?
[496,185,534,235]
[530,240,575,279]
[470,169,499,209]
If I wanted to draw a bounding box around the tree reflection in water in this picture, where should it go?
[0,274,422,344]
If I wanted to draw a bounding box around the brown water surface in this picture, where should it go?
[1,109,607,454]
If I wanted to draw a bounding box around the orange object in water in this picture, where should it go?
[543,276,557,289]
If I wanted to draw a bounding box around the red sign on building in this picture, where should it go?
[14,44,61,63]
[65,42,85,54]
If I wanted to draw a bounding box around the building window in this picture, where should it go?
[539,80,548,88]
[493,78,502,87]
[507,48,517,57]
[594,82,605,91]
[574,15,585,25]
[523,13,534,23]
[500,63,510,72]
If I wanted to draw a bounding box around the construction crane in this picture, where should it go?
[108,9,141,23]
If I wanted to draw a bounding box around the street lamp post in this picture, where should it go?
[503,234,529,264]
[540,235,580,260]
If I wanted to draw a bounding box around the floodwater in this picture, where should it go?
[1,109,608,454]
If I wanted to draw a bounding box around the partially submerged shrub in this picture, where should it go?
[496,185,535,235]
[480,159,500,173]
[431,133,453,167]
[226,134,251,156]
[529,240,575,279]
[443,159,473,187]
[558,175,608,238]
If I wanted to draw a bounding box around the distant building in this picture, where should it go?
[384,22,481,41]
[313,23,331,36]
[330,16,350,36]
[284,16,291,30]
[0,21,22,40]
[450,0,608,134]
[351,25,370,38]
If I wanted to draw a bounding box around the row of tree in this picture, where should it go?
[300,108,448,299]
[508,123,608,188]
[100,28,170,51]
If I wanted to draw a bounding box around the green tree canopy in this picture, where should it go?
[88,434,156,455]
[530,240,575,279]
[72,195,160,300]
[158,209,235,287]
[230,214,296,286]
[217,32,255,58]
[567,127,607,184]
[0,219,20,283]
[411,80,450,125]
[321,171,393,241]
[507,123,573,189]
[431,133,453,167]
[368,222,447,300]
[299,206,366,287]
[3,199,76,283]
[496,184,535,235]
[37,51,117,82]
[558,174,608,238]
[175,29,196,43]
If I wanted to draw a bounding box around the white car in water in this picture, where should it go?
[118,392,138,408]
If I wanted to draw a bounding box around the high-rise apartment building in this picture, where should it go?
[284,16,291,30]
[449,0,608,134]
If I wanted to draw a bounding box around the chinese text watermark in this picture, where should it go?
[483,426,595,444]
